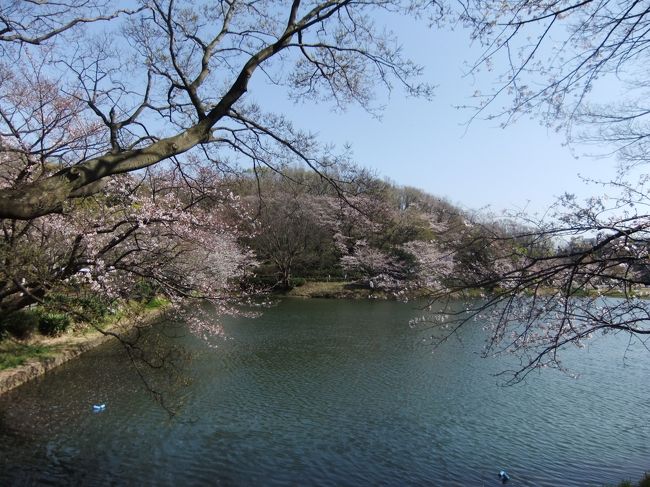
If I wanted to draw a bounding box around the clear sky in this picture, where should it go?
[249,14,621,215]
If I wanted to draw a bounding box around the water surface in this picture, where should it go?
[1,298,648,486]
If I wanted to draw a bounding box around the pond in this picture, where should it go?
[0,298,649,486]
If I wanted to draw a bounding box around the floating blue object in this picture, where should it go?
[498,470,510,483]
[92,403,106,413]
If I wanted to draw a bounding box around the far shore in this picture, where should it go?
[284,280,388,299]
[279,279,650,301]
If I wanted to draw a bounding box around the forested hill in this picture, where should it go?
[0,162,522,341]
[231,168,519,294]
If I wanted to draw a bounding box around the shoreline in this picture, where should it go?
[284,280,387,299]
[283,280,650,300]
[2,282,644,395]
[0,307,165,396]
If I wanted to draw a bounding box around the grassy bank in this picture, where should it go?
[281,280,650,301]
[284,280,391,299]
[0,342,55,370]
[0,299,168,393]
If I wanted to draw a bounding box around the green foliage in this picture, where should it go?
[46,292,111,321]
[237,169,463,288]
[145,296,170,310]
[0,342,53,370]
[235,167,526,294]
[0,307,72,338]
[77,295,111,320]
[290,277,306,287]
[37,312,71,337]
[0,310,41,339]
[132,279,161,303]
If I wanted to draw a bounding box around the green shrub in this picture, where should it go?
[78,295,110,320]
[132,279,160,302]
[145,296,169,309]
[290,277,306,288]
[46,293,110,321]
[37,312,71,336]
[0,310,40,339]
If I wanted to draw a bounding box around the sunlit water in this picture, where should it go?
[0,298,648,486]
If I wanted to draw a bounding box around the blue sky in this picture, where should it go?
[249,14,621,215]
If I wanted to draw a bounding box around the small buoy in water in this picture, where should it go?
[92,404,106,413]
[498,470,510,483]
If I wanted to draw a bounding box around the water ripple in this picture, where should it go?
[1,298,649,486]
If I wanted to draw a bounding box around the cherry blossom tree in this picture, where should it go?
[0,0,443,220]
[1,150,256,410]
[395,1,650,383]
[402,239,454,290]
[332,191,461,293]
[0,53,253,325]
[0,162,254,321]
[1,89,255,411]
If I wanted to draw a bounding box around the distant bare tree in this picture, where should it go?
[422,0,650,382]
[0,1,142,49]
[462,0,650,166]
